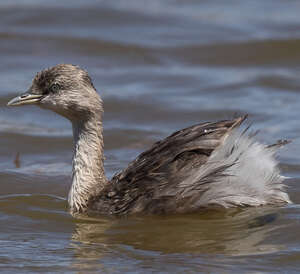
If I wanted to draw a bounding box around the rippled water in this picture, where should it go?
[1,1,300,272]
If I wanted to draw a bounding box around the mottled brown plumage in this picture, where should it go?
[90,117,245,215]
[7,64,291,217]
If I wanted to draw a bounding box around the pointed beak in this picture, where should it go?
[7,92,43,107]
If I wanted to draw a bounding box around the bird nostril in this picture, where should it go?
[20,94,29,98]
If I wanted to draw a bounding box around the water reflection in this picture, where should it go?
[1,0,300,272]
[71,207,286,259]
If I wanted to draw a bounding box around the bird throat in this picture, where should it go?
[68,114,107,214]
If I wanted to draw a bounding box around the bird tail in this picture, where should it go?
[178,123,291,209]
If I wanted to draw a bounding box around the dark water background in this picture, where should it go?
[1,1,300,273]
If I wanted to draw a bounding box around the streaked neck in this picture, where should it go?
[68,113,107,214]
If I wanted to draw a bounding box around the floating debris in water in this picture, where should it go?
[14,152,21,168]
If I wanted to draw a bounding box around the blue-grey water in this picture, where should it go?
[1,1,300,273]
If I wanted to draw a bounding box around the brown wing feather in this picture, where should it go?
[88,115,247,215]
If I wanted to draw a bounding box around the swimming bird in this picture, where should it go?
[7,64,291,216]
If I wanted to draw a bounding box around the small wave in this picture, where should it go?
[0,193,68,220]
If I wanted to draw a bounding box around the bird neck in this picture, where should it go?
[68,113,107,214]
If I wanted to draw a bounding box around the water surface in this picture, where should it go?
[1,1,300,273]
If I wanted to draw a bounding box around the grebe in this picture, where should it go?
[7,64,291,216]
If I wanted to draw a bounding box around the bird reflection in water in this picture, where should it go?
[70,207,286,266]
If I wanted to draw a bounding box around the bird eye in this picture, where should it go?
[50,83,60,93]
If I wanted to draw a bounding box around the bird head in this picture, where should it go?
[7,64,102,121]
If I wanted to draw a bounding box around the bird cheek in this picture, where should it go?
[39,96,57,110]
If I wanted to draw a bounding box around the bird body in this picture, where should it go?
[88,117,290,215]
[7,64,291,216]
